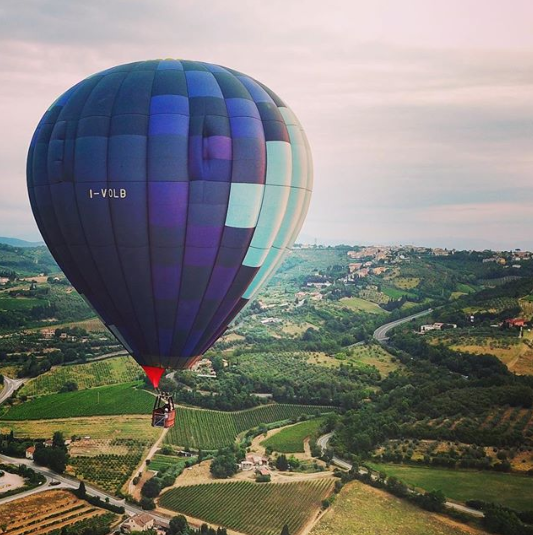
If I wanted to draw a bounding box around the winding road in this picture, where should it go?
[372,308,433,342]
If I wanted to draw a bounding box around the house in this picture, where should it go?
[256,467,270,477]
[0,277,9,286]
[44,439,53,447]
[420,323,457,333]
[41,329,55,339]
[348,263,362,273]
[504,318,526,328]
[260,317,282,324]
[295,291,306,301]
[309,292,323,301]
[246,454,268,466]
[121,513,155,533]
[25,446,35,460]
[240,460,255,471]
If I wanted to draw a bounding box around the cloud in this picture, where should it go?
[1,1,533,249]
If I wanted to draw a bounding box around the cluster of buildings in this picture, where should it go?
[239,454,270,477]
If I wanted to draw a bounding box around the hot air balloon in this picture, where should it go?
[27,59,313,427]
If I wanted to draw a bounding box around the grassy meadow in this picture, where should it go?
[310,480,487,535]
[261,418,325,453]
[369,463,533,511]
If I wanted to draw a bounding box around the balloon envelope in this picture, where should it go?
[27,59,312,380]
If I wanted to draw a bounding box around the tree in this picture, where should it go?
[276,455,289,471]
[53,431,67,451]
[76,480,86,498]
[210,449,238,479]
[169,515,189,535]
[280,524,290,535]
[140,496,155,510]
[141,478,161,498]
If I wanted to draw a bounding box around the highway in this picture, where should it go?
[0,376,25,405]
[372,308,433,342]
[316,433,483,518]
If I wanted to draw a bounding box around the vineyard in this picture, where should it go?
[149,453,195,472]
[159,479,333,535]
[0,489,116,534]
[261,418,325,453]
[70,441,145,494]
[165,404,334,450]
[20,356,142,397]
[0,382,154,420]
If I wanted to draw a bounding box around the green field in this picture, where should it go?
[0,382,153,420]
[20,357,142,397]
[369,463,533,511]
[0,297,46,310]
[261,418,324,453]
[381,286,416,300]
[149,454,195,472]
[339,297,385,314]
[159,479,333,535]
[165,404,334,450]
[310,480,483,535]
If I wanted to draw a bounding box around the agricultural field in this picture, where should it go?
[0,296,47,311]
[310,480,487,535]
[165,404,334,450]
[149,453,196,472]
[159,479,333,535]
[369,462,533,511]
[261,418,325,453]
[338,297,385,315]
[0,382,153,420]
[393,277,421,290]
[0,414,161,442]
[343,344,401,377]
[358,288,390,305]
[427,330,533,375]
[0,489,116,534]
[20,356,143,397]
[69,438,147,493]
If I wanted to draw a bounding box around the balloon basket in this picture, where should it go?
[151,393,176,429]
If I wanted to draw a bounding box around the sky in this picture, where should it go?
[1,0,533,250]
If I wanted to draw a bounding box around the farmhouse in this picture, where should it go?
[348,263,362,273]
[25,446,35,460]
[504,318,526,328]
[256,467,270,477]
[121,513,160,533]
[420,323,457,333]
[40,329,55,339]
[0,277,9,286]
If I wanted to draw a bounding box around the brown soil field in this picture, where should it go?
[0,489,113,534]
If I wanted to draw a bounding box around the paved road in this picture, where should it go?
[373,308,433,342]
[317,433,483,518]
[0,376,25,405]
[0,453,171,525]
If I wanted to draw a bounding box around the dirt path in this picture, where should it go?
[126,427,167,496]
